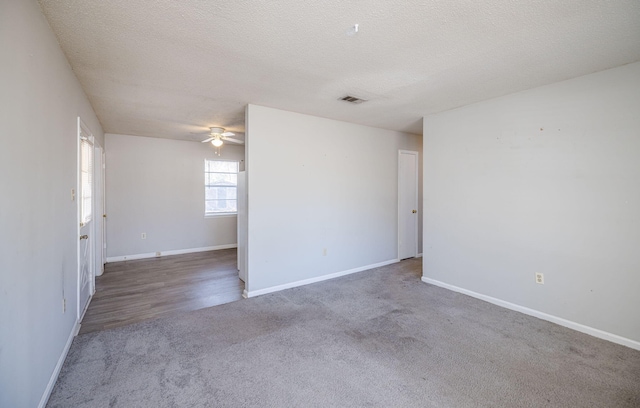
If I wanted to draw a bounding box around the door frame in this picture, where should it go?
[94,144,106,276]
[77,117,95,322]
[397,150,419,260]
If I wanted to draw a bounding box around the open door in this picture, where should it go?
[77,118,94,322]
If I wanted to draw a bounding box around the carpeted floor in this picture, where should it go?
[48,259,640,407]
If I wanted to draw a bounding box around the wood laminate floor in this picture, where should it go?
[79,248,244,334]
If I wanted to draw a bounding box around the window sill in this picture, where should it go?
[205,213,238,219]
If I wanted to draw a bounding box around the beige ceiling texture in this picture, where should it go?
[39,1,640,141]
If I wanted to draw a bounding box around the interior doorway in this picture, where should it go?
[94,145,105,277]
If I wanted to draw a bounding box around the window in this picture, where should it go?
[80,137,93,224]
[205,160,238,215]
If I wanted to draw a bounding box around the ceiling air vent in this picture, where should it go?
[339,95,367,104]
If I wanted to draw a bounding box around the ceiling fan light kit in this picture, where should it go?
[200,127,239,143]
[196,126,244,155]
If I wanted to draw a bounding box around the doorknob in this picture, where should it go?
[79,235,88,240]
[412,210,417,213]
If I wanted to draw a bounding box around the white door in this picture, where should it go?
[398,150,419,260]
[78,119,94,321]
[94,146,105,277]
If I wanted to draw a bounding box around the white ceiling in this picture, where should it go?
[39,0,640,141]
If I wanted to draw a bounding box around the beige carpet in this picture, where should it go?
[48,258,640,407]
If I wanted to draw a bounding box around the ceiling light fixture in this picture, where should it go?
[197,127,242,156]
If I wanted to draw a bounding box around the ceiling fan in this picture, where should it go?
[199,127,244,146]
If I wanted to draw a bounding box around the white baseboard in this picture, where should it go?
[421,277,640,351]
[38,320,80,408]
[245,259,399,298]
[106,244,237,263]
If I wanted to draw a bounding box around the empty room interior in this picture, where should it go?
[1,1,639,407]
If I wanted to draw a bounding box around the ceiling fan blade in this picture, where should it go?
[222,137,244,144]
[221,131,235,137]
[201,137,214,143]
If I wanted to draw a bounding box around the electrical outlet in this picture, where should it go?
[535,273,544,285]
[141,233,146,239]
[71,189,75,201]
[62,298,66,313]
[323,248,327,256]
[155,251,161,257]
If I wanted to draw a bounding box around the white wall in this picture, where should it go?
[105,133,244,259]
[423,62,640,345]
[246,105,422,294]
[0,1,104,407]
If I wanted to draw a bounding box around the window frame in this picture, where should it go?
[80,136,93,224]
[204,159,239,217]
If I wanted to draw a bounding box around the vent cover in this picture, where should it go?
[339,95,367,104]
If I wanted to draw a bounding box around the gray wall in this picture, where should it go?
[246,104,422,294]
[423,62,640,344]
[105,133,245,258]
[0,1,104,406]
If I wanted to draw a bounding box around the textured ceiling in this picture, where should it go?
[38,0,640,140]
